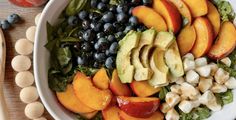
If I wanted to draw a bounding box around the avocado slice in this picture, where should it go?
[116,31,141,83]
[132,29,156,81]
[154,32,175,50]
[140,45,153,68]
[164,41,184,77]
[148,47,169,87]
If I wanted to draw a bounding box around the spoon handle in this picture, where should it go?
[0,28,9,120]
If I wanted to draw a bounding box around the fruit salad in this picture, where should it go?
[45,0,236,120]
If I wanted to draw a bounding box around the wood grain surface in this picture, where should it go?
[0,2,53,120]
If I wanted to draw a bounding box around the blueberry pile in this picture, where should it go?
[67,0,151,69]
[0,14,21,30]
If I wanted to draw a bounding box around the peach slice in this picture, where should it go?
[208,22,236,60]
[207,1,221,38]
[109,69,132,96]
[119,110,164,120]
[93,68,110,90]
[153,0,182,34]
[79,111,98,119]
[177,25,196,56]
[132,6,167,32]
[73,72,112,110]
[183,0,208,17]
[191,17,214,58]
[117,96,160,118]
[168,0,192,25]
[102,105,120,120]
[130,81,160,97]
[56,85,95,113]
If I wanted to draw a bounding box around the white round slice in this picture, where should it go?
[15,71,34,88]
[20,86,39,103]
[35,13,42,26]
[25,102,44,119]
[26,26,36,42]
[11,55,31,72]
[15,38,33,55]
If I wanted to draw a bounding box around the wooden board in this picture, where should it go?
[0,2,53,120]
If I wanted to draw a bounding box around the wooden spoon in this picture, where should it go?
[0,28,9,120]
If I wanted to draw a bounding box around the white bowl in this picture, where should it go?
[34,0,236,120]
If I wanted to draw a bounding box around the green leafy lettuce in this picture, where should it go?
[179,106,211,120]
[216,90,233,105]
[65,0,88,16]
[213,0,235,22]
[217,50,236,77]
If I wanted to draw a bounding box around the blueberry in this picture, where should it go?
[102,12,114,23]
[129,16,139,26]
[81,42,91,52]
[83,30,95,41]
[109,5,117,13]
[73,43,80,51]
[116,4,129,13]
[104,23,114,33]
[1,20,10,30]
[82,20,90,30]
[91,22,102,32]
[89,12,101,21]
[94,43,99,50]
[68,16,78,26]
[91,0,98,7]
[117,13,128,23]
[113,22,120,29]
[77,56,87,65]
[97,37,109,50]
[102,0,109,4]
[109,42,118,54]
[105,49,111,56]
[128,7,134,15]
[7,13,20,24]
[77,31,85,40]
[93,61,101,68]
[124,26,134,33]
[115,32,124,39]
[105,57,115,69]
[142,0,152,6]
[97,2,107,11]
[118,26,125,32]
[137,25,147,32]
[94,53,106,62]
[97,32,105,39]
[107,35,116,42]
[78,10,88,20]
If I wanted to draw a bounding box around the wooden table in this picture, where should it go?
[0,1,53,120]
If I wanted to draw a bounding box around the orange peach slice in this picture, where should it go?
[130,81,160,97]
[93,68,110,90]
[208,22,236,60]
[109,69,132,96]
[79,111,98,119]
[183,0,208,17]
[191,17,214,58]
[102,105,120,120]
[73,72,112,110]
[56,85,95,113]
[119,110,164,120]
[207,1,221,38]
[177,25,196,56]
[153,0,182,34]
[132,6,167,32]
[117,96,160,118]
[169,0,192,25]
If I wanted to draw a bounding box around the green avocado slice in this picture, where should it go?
[116,31,141,83]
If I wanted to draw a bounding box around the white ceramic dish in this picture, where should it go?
[34,0,236,120]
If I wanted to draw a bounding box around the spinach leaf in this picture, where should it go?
[61,37,80,42]
[229,50,236,67]
[48,69,68,92]
[179,106,211,120]
[76,65,98,76]
[57,47,72,67]
[217,62,236,77]
[213,0,235,22]
[47,22,54,41]
[65,0,88,16]
[159,87,169,101]
[216,90,233,105]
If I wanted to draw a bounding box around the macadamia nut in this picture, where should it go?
[15,38,33,55]
[25,102,44,119]
[11,55,31,72]
[15,71,34,88]
[20,86,39,103]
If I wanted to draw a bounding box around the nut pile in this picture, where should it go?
[11,13,46,120]
[161,53,236,120]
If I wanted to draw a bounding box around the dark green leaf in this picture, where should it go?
[57,47,72,67]
[61,37,80,42]
[48,69,68,92]
[47,22,54,41]
[68,27,80,37]
[215,93,223,106]
[91,112,102,120]
[217,62,236,77]
[76,65,98,76]
[218,90,233,105]
[159,87,169,100]
[62,62,73,74]
[65,0,88,16]
[179,106,211,120]
[45,39,58,51]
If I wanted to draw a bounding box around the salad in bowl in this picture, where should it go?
[35,0,236,119]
